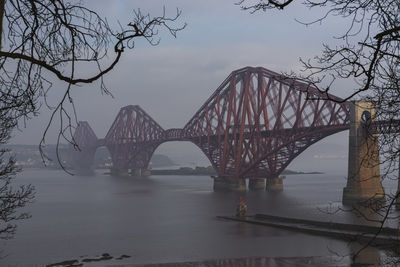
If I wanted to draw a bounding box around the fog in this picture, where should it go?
[4,3,399,266]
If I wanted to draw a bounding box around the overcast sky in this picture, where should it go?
[10,0,351,172]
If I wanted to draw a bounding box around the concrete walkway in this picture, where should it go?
[218,213,400,248]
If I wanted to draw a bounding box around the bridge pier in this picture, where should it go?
[132,168,151,177]
[266,176,284,192]
[131,169,142,177]
[342,101,385,205]
[213,177,246,192]
[142,169,151,177]
[248,178,265,191]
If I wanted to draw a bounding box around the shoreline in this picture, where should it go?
[47,255,350,267]
[150,167,324,176]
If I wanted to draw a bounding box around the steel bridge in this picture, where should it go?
[68,66,399,198]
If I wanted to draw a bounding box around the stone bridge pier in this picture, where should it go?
[212,176,284,192]
[212,177,246,192]
[342,101,385,204]
[248,178,265,191]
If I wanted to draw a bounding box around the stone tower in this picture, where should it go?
[342,101,385,204]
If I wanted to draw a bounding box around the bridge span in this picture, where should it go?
[68,66,400,205]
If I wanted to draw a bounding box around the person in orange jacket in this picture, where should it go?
[236,197,247,217]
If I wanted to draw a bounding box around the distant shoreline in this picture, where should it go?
[151,166,323,176]
[17,165,324,176]
[282,170,324,175]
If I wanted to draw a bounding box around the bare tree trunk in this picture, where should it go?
[0,0,4,49]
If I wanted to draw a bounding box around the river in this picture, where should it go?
[2,169,399,266]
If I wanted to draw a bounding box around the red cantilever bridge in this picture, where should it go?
[69,66,399,193]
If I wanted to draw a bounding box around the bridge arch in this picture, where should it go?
[149,140,213,170]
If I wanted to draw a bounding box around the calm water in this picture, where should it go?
[2,169,399,266]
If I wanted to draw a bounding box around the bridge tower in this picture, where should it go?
[105,105,164,176]
[342,101,385,204]
[69,121,99,174]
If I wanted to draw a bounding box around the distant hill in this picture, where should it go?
[5,144,176,169]
[282,169,323,175]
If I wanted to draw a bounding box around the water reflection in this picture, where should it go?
[350,242,382,266]
[3,170,397,266]
[138,257,322,266]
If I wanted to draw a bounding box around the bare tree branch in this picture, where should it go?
[238,0,400,263]
[0,0,185,242]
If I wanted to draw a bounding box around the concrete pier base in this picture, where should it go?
[342,186,385,205]
[343,101,385,205]
[131,169,141,177]
[248,178,265,191]
[266,177,283,192]
[213,177,246,192]
[141,169,151,177]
